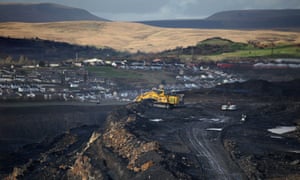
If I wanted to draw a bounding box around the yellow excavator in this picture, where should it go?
[134,89,184,109]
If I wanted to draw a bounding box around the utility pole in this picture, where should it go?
[191,47,195,63]
[75,52,78,62]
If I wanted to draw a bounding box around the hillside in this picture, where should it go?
[0,21,299,53]
[160,37,300,60]
[139,9,300,29]
[0,3,108,22]
[0,37,122,62]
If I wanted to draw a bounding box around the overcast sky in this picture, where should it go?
[1,0,300,21]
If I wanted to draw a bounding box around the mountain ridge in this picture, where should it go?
[139,9,300,29]
[0,3,108,22]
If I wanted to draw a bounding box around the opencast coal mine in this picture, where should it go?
[1,79,300,180]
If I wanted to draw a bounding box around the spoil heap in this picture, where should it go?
[3,103,192,180]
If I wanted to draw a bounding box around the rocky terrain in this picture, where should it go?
[1,79,300,180]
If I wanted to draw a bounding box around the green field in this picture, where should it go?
[178,38,300,61]
[198,37,248,49]
[87,66,141,79]
[202,45,300,61]
[86,66,177,88]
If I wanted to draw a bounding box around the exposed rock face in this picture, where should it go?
[103,111,159,172]
[96,104,191,179]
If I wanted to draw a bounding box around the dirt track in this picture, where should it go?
[123,80,300,179]
[131,97,248,179]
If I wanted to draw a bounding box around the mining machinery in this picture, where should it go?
[134,89,184,109]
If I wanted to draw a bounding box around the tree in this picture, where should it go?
[3,56,13,65]
[18,55,25,65]
[39,61,46,67]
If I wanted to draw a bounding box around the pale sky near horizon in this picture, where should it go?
[1,0,300,21]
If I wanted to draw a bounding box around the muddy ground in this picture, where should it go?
[1,78,299,180]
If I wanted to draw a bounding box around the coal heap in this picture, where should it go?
[2,79,300,180]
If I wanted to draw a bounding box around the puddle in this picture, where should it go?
[150,119,163,122]
[199,118,223,122]
[268,126,297,135]
[288,150,300,154]
[184,116,196,120]
[270,135,284,139]
[206,128,223,131]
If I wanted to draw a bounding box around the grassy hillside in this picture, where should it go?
[0,21,299,53]
[171,38,300,61]
[202,45,300,61]
[0,37,122,62]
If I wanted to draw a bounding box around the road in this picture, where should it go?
[179,104,245,179]
[141,102,246,179]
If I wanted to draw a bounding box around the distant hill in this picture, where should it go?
[139,9,300,29]
[0,37,122,62]
[0,21,299,53]
[0,3,108,22]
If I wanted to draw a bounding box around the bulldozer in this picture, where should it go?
[134,89,184,109]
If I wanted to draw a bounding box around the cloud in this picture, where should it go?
[92,0,198,21]
[158,0,198,18]
[1,0,300,20]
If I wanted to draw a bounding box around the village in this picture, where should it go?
[1,58,299,103]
